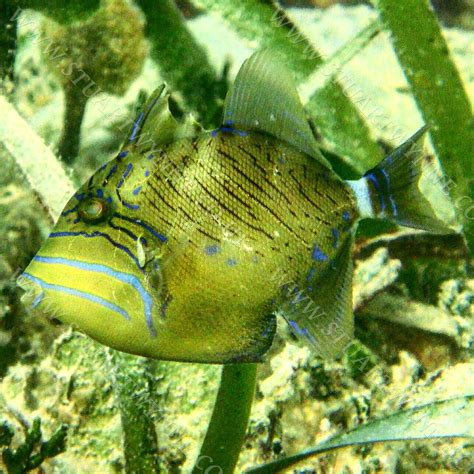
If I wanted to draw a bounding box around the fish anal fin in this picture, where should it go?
[283,237,354,358]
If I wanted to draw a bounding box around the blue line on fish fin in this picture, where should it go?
[342,210,351,222]
[211,120,248,138]
[129,112,144,142]
[289,319,306,337]
[365,172,386,213]
[302,327,317,345]
[306,267,316,282]
[118,150,129,159]
[133,186,142,195]
[379,168,398,217]
[31,291,44,308]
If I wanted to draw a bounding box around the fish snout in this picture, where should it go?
[17,264,48,314]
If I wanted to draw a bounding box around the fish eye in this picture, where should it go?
[78,197,109,224]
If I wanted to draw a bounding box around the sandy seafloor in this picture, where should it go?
[0,4,473,473]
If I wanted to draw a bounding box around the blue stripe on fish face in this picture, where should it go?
[109,220,144,244]
[31,256,156,337]
[61,205,78,216]
[21,273,131,321]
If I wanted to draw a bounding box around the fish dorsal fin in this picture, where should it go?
[282,236,354,358]
[126,85,202,154]
[223,50,331,169]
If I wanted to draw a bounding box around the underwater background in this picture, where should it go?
[0,0,473,473]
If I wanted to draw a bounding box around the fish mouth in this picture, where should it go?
[17,254,157,337]
[17,271,46,312]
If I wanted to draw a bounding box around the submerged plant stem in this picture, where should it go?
[245,396,474,474]
[192,363,257,474]
[136,0,226,127]
[57,86,88,165]
[0,95,75,221]
[109,351,160,474]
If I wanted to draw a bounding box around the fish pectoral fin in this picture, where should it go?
[284,237,354,359]
[127,84,202,153]
[222,49,332,169]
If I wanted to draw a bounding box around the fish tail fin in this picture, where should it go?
[347,126,457,234]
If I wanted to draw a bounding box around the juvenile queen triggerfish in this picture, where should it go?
[19,51,456,363]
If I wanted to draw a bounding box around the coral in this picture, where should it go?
[41,0,148,163]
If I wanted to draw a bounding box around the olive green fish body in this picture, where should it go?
[20,50,456,363]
